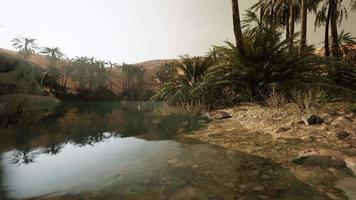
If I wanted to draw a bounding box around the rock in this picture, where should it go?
[332,117,352,126]
[275,127,290,133]
[345,157,356,176]
[253,186,265,192]
[337,131,352,141]
[307,115,324,125]
[208,111,232,120]
[169,186,199,200]
[293,149,346,168]
[260,175,271,180]
[335,178,356,200]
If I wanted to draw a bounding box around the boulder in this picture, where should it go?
[208,111,232,120]
[292,149,346,168]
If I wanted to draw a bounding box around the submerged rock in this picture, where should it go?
[207,111,232,120]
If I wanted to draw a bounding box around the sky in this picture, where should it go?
[0,0,355,63]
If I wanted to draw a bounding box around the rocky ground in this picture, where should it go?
[185,102,356,200]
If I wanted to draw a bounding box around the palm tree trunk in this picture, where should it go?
[63,74,69,88]
[299,0,307,55]
[110,64,113,93]
[324,5,331,57]
[286,6,290,39]
[231,0,245,55]
[330,0,342,57]
[289,5,295,51]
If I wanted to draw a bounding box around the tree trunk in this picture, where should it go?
[231,0,245,55]
[289,5,295,52]
[330,0,342,57]
[299,0,307,55]
[285,7,290,39]
[324,5,331,57]
[63,74,69,88]
[110,64,113,93]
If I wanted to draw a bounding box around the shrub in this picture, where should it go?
[263,87,286,108]
[291,88,322,110]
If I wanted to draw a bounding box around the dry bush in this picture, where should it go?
[291,88,322,110]
[158,102,209,116]
[263,88,286,108]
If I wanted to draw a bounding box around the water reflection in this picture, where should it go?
[0,102,327,200]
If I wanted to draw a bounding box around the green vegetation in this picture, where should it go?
[1,0,355,115]
[153,0,356,112]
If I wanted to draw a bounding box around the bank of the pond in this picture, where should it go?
[185,102,356,200]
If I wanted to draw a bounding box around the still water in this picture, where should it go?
[0,102,327,200]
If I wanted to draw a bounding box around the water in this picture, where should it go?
[0,102,327,200]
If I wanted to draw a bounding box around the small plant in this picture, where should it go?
[263,87,286,108]
[291,88,322,110]
[158,102,209,116]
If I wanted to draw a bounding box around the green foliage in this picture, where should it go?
[155,62,177,84]
[119,63,151,100]
[11,37,38,59]
[69,56,111,98]
[151,55,213,105]
[0,52,44,95]
[205,27,323,102]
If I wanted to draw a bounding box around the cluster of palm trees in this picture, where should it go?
[9,37,151,99]
[232,0,356,57]
[153,0,356,108]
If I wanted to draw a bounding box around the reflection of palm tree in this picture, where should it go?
[9,147,40,166]
[11,37,38,59]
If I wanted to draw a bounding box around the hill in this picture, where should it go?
[0,48,173,94]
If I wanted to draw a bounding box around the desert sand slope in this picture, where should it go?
[0,48,174,94]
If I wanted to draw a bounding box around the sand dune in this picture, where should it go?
[0,48,173,93]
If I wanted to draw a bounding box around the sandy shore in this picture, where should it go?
[185,102,356,199]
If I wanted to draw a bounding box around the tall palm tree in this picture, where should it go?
[231,0,245,55]
[41,47,65,67]
[299,0,308,54]
[108,62,117,93]
[10,37,38,59]
[315,0,348,57]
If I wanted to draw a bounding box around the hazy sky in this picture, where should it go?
[0,0,355,63]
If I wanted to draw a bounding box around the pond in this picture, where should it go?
[0,102,328,200]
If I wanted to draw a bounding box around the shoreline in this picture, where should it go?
[184,102,356,199]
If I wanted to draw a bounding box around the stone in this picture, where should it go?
[275,127,290,133]
[307,115,324,125]
[337,131,351,141]
[253,186,265,192]
[208,111,232,120]
[335,178,356,200]
[293,149,347,168]
[260,175,271,180]
[345,157,356,176]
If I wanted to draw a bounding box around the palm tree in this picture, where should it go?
[315,0,348,57]
[299,0,308,54]
[10,37,38,59]
[108,62,117,93]
[338,30,356,55]
[41,47,65,67]
[152,55,212,104]
[231,0,245,55]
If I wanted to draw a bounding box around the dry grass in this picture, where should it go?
[157,102,209,116]
[291,88,322,110]
[263,88,286,108]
